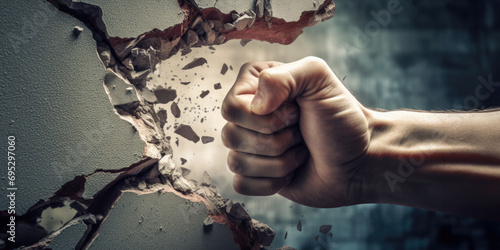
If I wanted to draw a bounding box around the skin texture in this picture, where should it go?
[221,57,500,220]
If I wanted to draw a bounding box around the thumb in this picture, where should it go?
[250,57,333,115]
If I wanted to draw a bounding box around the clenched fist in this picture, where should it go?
[221,57,371,208]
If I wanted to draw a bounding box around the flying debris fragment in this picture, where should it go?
[182,57,208,70]
[174,124,200,143]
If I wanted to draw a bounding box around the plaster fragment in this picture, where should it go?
[154,88,177,103]
[170,102,181,118]
[240,39,251,47]
[182,57,207,70]
[157,109,167,128]
[202,171,211,186]
[201,136,214,144]
[220,64,228,75]
[174,124,200,143]
[200,90,210,98]
[73,26,84,36]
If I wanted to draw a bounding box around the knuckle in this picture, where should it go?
[227,150,243,174]
[221,123,237,149]
[232,175,247,195]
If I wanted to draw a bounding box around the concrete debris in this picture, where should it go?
[180,158,187,165]
[181,57,207,70]
[201,136,214,144]
[183,30,199,47]
[277,246,297,250]
[180,167,191,177]
[254,0,264,18]
[223,22,235,31]
[203,217,214,232]
[220,64,228,75]
[139,87,158,103]
[174,124,200,143]
[104,69,139,106]
[264,0,273,27]
[154,88,177,103]
[202,171,211,186]
[73,25,84,36]
[157,109,167,128]
[214,83,222,89]
[297,220,302,231]
[240,39,251,47]
[319,224,332,234]
[250,219,275,247]
[170,102,181,118]
[199,90,210,98]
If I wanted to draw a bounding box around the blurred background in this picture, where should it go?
[163,0,500,249]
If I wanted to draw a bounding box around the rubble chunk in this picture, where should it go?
[73,26,84,36]
[174,124,200,143]
[200,90,210,98]
[203,217,214,232]
[182,57,207,70]
[201,136,214,144]
[214,83,222,89]
[202,171,211,186]
[297,220,302,231]
[154,88,177,103]
[157,109,167,128]
[170,102,181,118]
[220,63,228,75]
[180,158,187,165]
[328,232,333,238]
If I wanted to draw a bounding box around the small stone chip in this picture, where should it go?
[202,171,211,186]
[319,225,332,235]
[157,109,168,128]
[201,136,214,144]
[154,88,177,103]
[220,63,228,75]
[214,83,221,89]
[200,90,210,98]
[171,102,181,118]
[180,158,187,165]
[181,81,191,85]
[73,26,84,36]
[203,217,214,232]
[327,232,333,238]
[182,57,207,70]
[297,220,302,231]
[314,235,319,241]
[284,231,287,239]
[174,124,200,143]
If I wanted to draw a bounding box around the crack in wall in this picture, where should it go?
[0,0,335,249]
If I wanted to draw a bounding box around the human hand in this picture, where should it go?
[221,57,371,208]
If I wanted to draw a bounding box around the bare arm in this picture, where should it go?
[221,57,500,221]
[363,109,500,220]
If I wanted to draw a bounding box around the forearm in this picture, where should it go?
[362,108,500,220]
